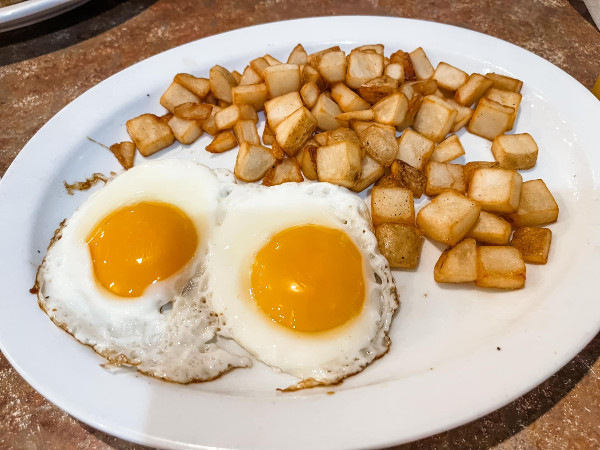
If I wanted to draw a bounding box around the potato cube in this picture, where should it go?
[476,246,526,289]
[320,127,362,147]
[300,82,320,108]
[346,50,384,89]
[298,138,319,180]
[390,49,417,81]
[160,82,200,113]
[375,223,424,269]
[301,64,327,91]
[468,98,514,140]
[397,129,435,170]
[433,62,468,92]
[416,190,481,245]
[454,73,493,107]
[358,76,399,105]
[174,74,211,98]
[215,104,241,130]
[506,179,559,227]
[316,141,362,188]
[389,160,427,198]
[274,106,318,156]
[409,47,434,80]
[355,44,384,54]
[262,158,304,186]
[463,161,500,188]
[270,140,285,160]
[434,238,477,283]
[491,133,538,170]
[197,105,221,136]
[396,93,423,131]
[371,186,414,226]
[318,50,347,84]
[263,64,301,98]
[425,161,466,196]
[311,93,347,131]
[384,63,404,83]
[126,113,174,157]
[234,142,277,182]
[173,102,212,121]
[209,65,237,103]
[405,79,438,97]
[485,88,522,130]
[109,141,135,170]
[331,83,370,112]
[233,119,260,145]
[357,124,398,166]
[467,168,522,213]
[307,46,341,69]
[372,92,409,126]
[249,57,270,78]
[337,110,375,121]
[413,95,458,143]
[350,154,385,192]
[430,134,465,163]
[167,116,203,145]
[287,43,308,65]
[466,211,511,245]
[485,73,523,93]
[231,83,268,110]
[511,227,552,264]
[205,130,238,153]
[264,91,303,130]
[263,54,282,66]
[239,65,263,86]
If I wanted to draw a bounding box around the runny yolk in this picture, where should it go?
[250,225,365,333]
[87,201,198,298]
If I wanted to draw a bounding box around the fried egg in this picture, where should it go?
[205,181,399,389]
[36,160,250,383]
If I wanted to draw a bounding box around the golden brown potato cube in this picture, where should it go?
[405,79,438,97]
[506,179,559,227]
[263,64,301,98]
[372,92,409,127]
[371,186,415,226]
[321,127,361,146]
[445,99,474,132]
[476,246,526,289]
[409,47,434,80]
[491,133,538,170]
[262,158,304,186]
[234,142,277,181]
[231,71,242,85]
[331,83,370,112]
[318,50,347,84]
[485,73,523,93]
[433,62,468,92]
[126,113,174,157]
[390,49,417,81]
[174,74,211,98]
[356,124,397,166]
[468,98,514,140]
[454,73,493,107]
[263,54,282,66]
[397,129,435,170]
[300,82,320,108]
[299,138,319,180]
[197,105,221,136]
[463,161,500,188]
[287,44,308,65]
[413,95,458,143]
[467,168,522,213]
[396,94,423,131]
[384,63,405,83]
[215,104,241,130]
[375,223,424,269]
[205,130,238,153]
[350,154,385,192]
[466,210,511,245]
[355,44,384,54]
[238,104,258,123]
[209,65,238,103]
[346,50,385,89]
[416,190,481,245]
[167,116,203,145]
[301,64,327,91]
[430,134,465,163]
[250,57,271,78]
[173,102,212,120]
[358,76,399,105]
[233,119,260,145]
[311,93,347,131]
[109,141,135,170]
[264,91,303,130]
[160,82,201,113]
[511,227,552,264]
[231,83,268,110]
[316,141,362,188]
[239,65,263,86]
[307,46,341,69]
[270,140,285,160]
[485,88,522,130]
[434,238,477,283]
[425,161,466,196]
[337,110,375,121]
[390,160,427,198]
[274,106,318,156]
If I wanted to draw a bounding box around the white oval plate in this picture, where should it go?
[1,16,599,449]
[0,0,89,32]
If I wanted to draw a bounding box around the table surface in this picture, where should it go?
[1,0,599,448]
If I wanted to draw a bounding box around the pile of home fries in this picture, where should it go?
[110,43,559,290]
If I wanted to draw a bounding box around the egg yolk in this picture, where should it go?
[87,201,198,298]
[251,225,365,332]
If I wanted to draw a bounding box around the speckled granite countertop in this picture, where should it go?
[1,0,599,448]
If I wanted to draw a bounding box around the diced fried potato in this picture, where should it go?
[301,64,328,91]
[430,134,465,163]
[405,79,438,97]
[396,93,423,131]
[433,62,468,92]
[397,129,435,170]
[233,119,260,145]
[158,113,173,125]
[467,168,522,213]
[416,190,481,245]
[346,50,384,89]
[337,110,375,121]
[476,246,526,289]
[445,99,474,132]
[160,82,201,113]
[299,138,319,180]
[389,160,427,198]
[409,47,434,80]
[232,71,242,84]
[167,116,203,145]
[350,154,385,192]
[307,46,341,69]
[413,95,457,143]
[262,158,304,186]
[215,104,241,130]
[239,65,263,86]
[126,113,174,157]
[287,43,308,65]
[318,50,347,84]
[250,57,271,77]
[485,73,523,93]
[231,83,269,110]
[358,76,399,105]
[466,210,511,245]
[331,83,370,112]
[263,54,282,66]
[434,238,477,283]
[372,92,409,126]
[262,123,275,146]
[205,130,238,153]
[463,161,500,188]
[454,73,493,107]
[197,105,221,136]
[270,140,285,160]
[357,124,397,166]
[468,98,514,140]
[300,82,320,108]
[506,179,559,227]
[313,132,327,146]
[238,104,258,122]
[485,88,522,130]
[109,141,135,170]
[311,93,347,131]
[355,44,384,54]
[375,223,424,269]
[316,141,362,188]
[320,127,361,146]
[209,65,238,103]
[491,133,538,170]
[424,161,466,196]
[173,102,212,120]
[390,50,417,81]
[234,142,277,181]
[384,63,404,83]
[174,74,211,98]
[371,186,415,226]
[511,227,552,264]
[264,91,303,130]
[274,106,318,156]
[263,64,301,98]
